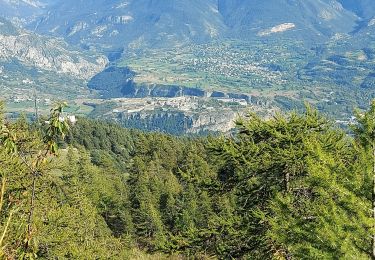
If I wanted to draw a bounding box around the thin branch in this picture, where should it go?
[0,209,14,248]
[0,177,5,214]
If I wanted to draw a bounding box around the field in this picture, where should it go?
[120,40,313,93]
[3,38,375,124]
[119,38,375,120]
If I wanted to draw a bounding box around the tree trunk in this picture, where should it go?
[285,171,290,192]
[284,164,291,193]
[25,171,37,250]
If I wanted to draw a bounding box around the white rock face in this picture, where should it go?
[2,0,43,8]
[319,10,335,20]
[0,28,108,79]
[116,2,130,9]
[258,23,296,36]
[67,21,88,37]
[330,1,344,11]
[106,15,134,24]
[189,110,236,133]
[4,0,43,8]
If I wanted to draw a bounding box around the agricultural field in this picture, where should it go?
[120,40,314,93]
[119,38,375,120]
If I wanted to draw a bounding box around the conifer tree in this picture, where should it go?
[0,103,70,258]
[268,130,371,258]
[210,106,335,258]
[353,100,375,259]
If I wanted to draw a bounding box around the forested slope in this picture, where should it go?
[0,102,375,259]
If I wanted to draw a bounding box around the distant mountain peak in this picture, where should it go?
[31,0,226,50]
[5,0,45,8]
[1,0,374,50]
[338,0,375,20]
[0,0,55,24]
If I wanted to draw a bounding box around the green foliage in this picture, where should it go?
[353,100,375,148]
[267,132,371,259]
[208,106,372,258]
[2,102,375,259]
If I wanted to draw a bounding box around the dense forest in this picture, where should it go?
[1,101,375,259]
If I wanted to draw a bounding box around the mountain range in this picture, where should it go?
[31,0,225,50]
[26,0,373,50]
[219,0,357,41]
[0,15,107,107]
[0,17,106,79]
[338,0,375,20]
[0,0,56,25]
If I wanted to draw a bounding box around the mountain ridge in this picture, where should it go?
[0,16,107,80]
[28,0,370,51]
[32,0,226,50]
[0,0,56,25]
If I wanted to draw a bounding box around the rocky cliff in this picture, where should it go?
[0,17,107,80]
[117,110,237,134]
[88,66,268,106]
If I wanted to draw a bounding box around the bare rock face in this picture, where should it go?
[0,17,108,80]
[188,110,237,133]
